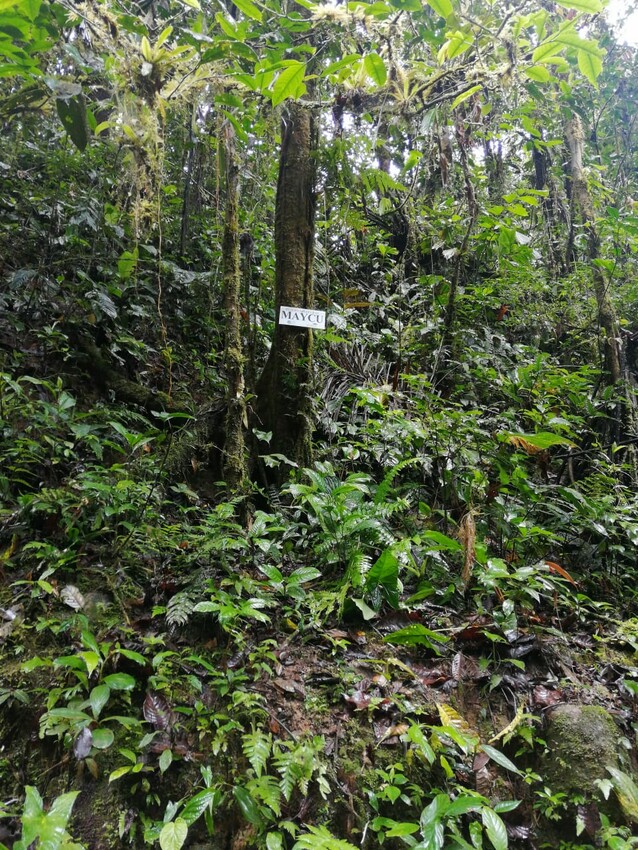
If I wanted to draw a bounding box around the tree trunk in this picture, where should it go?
[255,101,317,475]
[565,115,622,384]
[221,122,249,494]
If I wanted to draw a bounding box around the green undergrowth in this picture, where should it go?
[3,344,638,850]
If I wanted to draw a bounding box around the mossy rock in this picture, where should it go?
[543,704,620,801]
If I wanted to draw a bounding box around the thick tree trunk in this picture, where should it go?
[221,123,249,494]
[565,115,622,384]
[256,102,317,474]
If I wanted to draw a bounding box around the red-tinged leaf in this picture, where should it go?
[545,560,578,585]
[143,691,172,730]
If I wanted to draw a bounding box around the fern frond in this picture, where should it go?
[273,749,297,802]
[346,551,372,587]
[246,774,281,817]
[166,590,195,628]
[374,457,421,505]
[242,729,272,777]
[293,825,359,850]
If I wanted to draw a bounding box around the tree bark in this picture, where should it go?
[221,122,249,494]
[565,115,622,384]
[255,101,317,474]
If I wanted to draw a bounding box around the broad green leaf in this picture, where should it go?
[233,786,263,826]
[406,724,436,764]
[577,48,602,86]
[289,566,321,584]
[156,25,173,47]
[266,833,284,850]
[363,52,387,86]
[103,673,136,691]
[56,94,88,150]
[482,808,508,850]
[78,651,100,677]
[351,597,377,620]
[451,84,481,109]
[438,31,472,63]
[388,0,421,10]
[180,789,220,826]
[420,793,450,827]
[89,684,110,718]
[532,41,563,64]
[20,786,44,847]
[505,431,575,450]
[386,822,420,836]
[159,748,173,773]
[383,623,450,653]
[91,727,115,749]
[117,249,137,280]
[480,744,522,775]
[554,31,602,56]
[493,801,521,813]
[422,530,462,551]
[117,648,147,666]
[232,0,262,21]
[555,0,602,11]
[271,62,306,106]
[524,65,551,83]
[49,791,80,827]
[607,766,638,823]
[365,548,398,602]
[159,818,188,850]
[140,36,153,62]
[446,795,485,817]
[109,766,132,782]
[425,0,452,17]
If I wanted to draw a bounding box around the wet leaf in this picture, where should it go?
[159,818,188,850]
[91,728,114,750]
[383,624,450,654]
[607,766,638,823]
[480,743,522,775]
[103,673,136,691]
[181,788,221,826]
[233,786,263,826]
[482,807,508,850]
[159,749,173,773]
[89,684,110,719]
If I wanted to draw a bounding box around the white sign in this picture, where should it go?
[279,306,326,330]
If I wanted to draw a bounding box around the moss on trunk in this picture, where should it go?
[256,101,317,479]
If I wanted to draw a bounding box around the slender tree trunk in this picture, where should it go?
[221,122,248,494]
[256,101,317,474]
[532,143,566,279]
[565,115,622,384]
